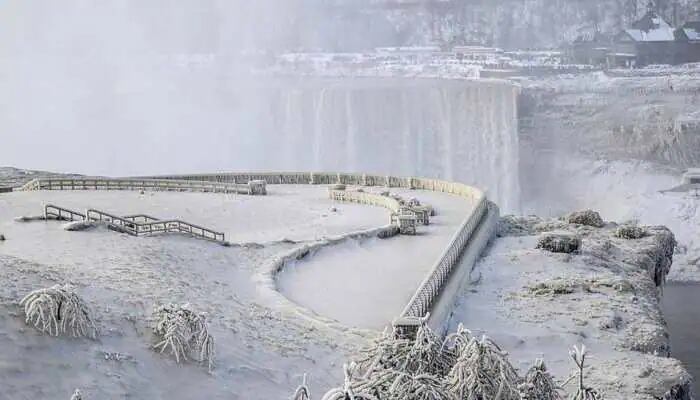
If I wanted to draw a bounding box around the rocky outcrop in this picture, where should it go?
[490,212,691,399]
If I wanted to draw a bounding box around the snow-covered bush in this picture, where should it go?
[566,210,604,228]
[388,372,455,400]
[536,232,582,254]
[528,279,577,296]
[70,389,83,400]
[302,324,605,400]
[20,284,98,339]
[518,359,562,400]
[0,233,5,241]
[152,303,214,371]
[292,374,311,400]
[614,225,647,240]
[442,324,520,400]
[568,345,603,400]
[321,363,380,400]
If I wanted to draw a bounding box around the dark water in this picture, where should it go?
[662,282,700,389]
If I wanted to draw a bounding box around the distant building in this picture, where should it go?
[570,8,700,68]
[674,21,700,64]
[569,32,614,66]
[613,9,677,66]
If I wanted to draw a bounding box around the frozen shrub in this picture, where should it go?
[567,210,604,228]
[0,233,5,241]
[528,280,577,295]
[321,363,380,400]
[569,345,603,400]
[536,232,582,254]
[70,389,83,400]
[388,373,455,400]
[292,374,311,400]
[152,303,214,371]
[519,359,562,400]
[308,325,606,400]
[20,284,98,339]
[443,324,520,400]
[614,225,647,240]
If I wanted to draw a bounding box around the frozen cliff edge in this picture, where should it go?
[447,213,692,399]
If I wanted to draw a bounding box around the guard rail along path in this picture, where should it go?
[20,177,267,195]
[141,171,500,337]
[43,204,226,243]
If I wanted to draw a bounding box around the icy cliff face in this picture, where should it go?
[253,78,521,212]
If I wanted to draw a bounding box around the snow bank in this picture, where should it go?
[448,215,691,399]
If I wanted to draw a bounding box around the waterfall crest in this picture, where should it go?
[264,78,520,212]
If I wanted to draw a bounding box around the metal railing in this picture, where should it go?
[20,178,262,195]
[44,204,86,222]
[122,214,161,223]
[84,208,225,242]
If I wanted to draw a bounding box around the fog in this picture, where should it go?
[0,1,352,176]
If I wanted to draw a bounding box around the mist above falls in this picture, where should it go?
[0,1,522,211]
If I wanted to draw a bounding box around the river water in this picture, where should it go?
[662,282,700,390]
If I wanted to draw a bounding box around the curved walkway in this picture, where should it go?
[15,172,497,337]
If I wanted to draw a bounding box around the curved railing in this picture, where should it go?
[328,189,402,213]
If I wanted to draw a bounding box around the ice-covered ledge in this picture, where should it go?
[449,214,692,400]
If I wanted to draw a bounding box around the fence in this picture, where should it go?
[328,189,402,213]
[85,208,225,242]
[20,178,264,195]
[44,204,86,221]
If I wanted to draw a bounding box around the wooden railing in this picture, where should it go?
[122,214,161,223]
[133,219,225,242]
[86,209,140,235]
[20,178,264,195]
[328,190,402,213]
[84,208,225,242]
[44,204,86,222]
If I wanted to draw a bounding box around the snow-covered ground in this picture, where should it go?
[521,157,700,282]
[278,188,474,329]
[448,217,691,399]
[0,184,472,398]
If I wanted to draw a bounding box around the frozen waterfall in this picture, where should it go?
[251,77,520,212]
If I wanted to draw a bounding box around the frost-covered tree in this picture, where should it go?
[518,359,563,400]
[568,345,603,400]
[152,303,215,371]
[20,284,98,339]
[442,324,520,400]
[70,389,83,400]
[292,374,311,400]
